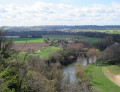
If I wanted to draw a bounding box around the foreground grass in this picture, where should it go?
[13,38,44,43]
[43,35,102,43]
[104,65,120,75]
[85,65,120,92]
[17,46,61,62]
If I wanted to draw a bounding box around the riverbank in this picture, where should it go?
[85,65,120,92]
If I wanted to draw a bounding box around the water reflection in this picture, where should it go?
[63,63,77,84]
[63,56,96,92]
[81,56,96,66]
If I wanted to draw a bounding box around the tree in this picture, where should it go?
[0,28,27,92]
[97,43,120,65]
[93,37,114,51]
[0,28,17,91]
[26,55,63,92]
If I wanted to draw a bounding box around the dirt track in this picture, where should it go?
[102,67,120,87]
[12,42,49,52]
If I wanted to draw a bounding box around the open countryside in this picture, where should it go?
[0,0,120,92]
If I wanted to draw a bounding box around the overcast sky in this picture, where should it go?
[0,0,120,26]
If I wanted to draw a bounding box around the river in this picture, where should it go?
[63,56,96,92]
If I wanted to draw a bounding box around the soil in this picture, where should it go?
[12,42,49,52]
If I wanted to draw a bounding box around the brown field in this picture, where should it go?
[12,42,49,52]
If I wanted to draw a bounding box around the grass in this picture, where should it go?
[78,37,101,43]
[17,46,61,62]
[35,46,61,58]
[73,30,120,34]
[95,30,120,34]
[104,65,120,75]
[11,35,101,43]
[43,35,77,39]
[43,35,102,43]
[12,38,44,43]
[85,65,120,92]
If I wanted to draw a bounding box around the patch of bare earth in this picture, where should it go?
[12,42,49,52]
[102,67,120,87]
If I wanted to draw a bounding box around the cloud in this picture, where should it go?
[0,1,120,26]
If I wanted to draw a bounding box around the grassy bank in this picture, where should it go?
[85,65,120,92]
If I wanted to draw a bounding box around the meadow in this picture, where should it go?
[85,65,120,92]
[17,46,61,62]
[73,30,120,34]
[35,46,61,58]
[12,35,102,44]
[13,38,44,43]
[42,35,102,43]
[92,30,120,34]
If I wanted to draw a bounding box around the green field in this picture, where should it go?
[104,65,120,75]
[13,38,44,43]
[17,46,61,62]
[35,46,61,58]
[43,35,102,43]
[12,35,102,43]
[73,30,120,34]
[94,30,120,34]
[85,65,120,92]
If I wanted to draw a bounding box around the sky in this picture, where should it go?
[0,0,120,26]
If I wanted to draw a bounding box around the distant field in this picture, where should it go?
[43,35,102,43]
[13,38,44,43]
[93,30,120,34]
[85,65,120,92]
[12,42,48,52]
[42,35,78,39]
[73,30,120,34]
[12,35,102,44]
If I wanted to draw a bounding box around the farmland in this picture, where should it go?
[11,35,102,44]
[12,35,102,52]
[72,30,120,34]
[13,38,44,43]
[12,42,48,52]
[35,46,61,58]
[12,35,102,43]
[95,30,120,34]
[43,35,102,43]
[17,46,61,62]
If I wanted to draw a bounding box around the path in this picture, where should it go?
[102,67,120,87]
